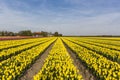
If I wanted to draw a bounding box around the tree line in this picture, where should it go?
[0,30,62,37]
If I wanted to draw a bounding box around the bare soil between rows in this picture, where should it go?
[19,43,54,80]
[63,42,97,80]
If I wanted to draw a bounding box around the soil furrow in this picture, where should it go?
[63,42,97,80]
[19,43,54,80]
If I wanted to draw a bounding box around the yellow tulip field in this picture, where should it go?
[0,37,120,80]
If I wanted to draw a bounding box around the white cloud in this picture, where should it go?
[0,0,120,35]
[51,12,120,35]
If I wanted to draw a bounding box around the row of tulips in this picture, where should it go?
[0,38,53,61]
[34,38,83,80]
[0,38,56,80]
[0,38,49,50]
[62,38,120,80]
[64,38,120,63]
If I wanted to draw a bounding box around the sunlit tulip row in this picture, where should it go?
[62,38,120,80]
[0,38,56,80]
[69,37,120,51]
[64,38,120,63]
[77,38,120,51]
[85,37,120,41]
[76,37,120,46]
[0,38,50,50]
[34,38,83,80]
[0,38,53,61]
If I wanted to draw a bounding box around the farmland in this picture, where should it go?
[0,37,120,80]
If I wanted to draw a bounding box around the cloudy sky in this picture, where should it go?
[0,0,120,35]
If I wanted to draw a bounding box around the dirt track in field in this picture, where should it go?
[63,43,97,80]
[19,43,54,80]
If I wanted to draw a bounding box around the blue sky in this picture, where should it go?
[0,0,120,35]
